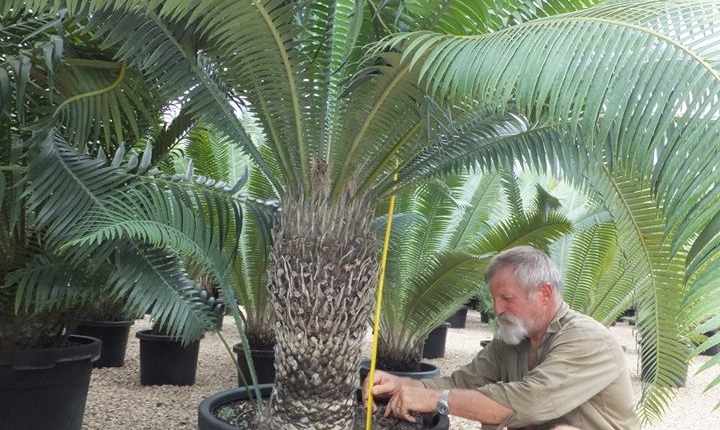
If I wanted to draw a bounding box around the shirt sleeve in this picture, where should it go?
[422,340,501,390]
[476,322,626,428]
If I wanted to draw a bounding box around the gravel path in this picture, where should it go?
[82,311,720,429]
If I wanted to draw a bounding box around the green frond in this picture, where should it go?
[108,176,242,260]
[151,107,197,167]
[390,115,584,196]
[444,171,504,249]
[110,246,216,343]
[230,200,274,337]
[185,126,233,181]
[393,1,720,271]
[561,222,620,316]
[381,250,489,354]
[397,0,608,35]
[8,251,108,312]
[473,212,573,255]
[591,168,689,423]
[85,5,279,191]
[25,129,129,246]
[330,51,426,200]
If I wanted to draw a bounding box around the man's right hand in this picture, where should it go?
[362,370,401,407]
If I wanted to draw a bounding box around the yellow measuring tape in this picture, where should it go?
[365,171,398,430]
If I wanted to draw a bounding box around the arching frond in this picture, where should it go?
[111,246,216,343]
[391,1,720,271]
[591,169,689,423]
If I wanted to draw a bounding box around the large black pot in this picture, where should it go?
[136,329,201,386]
[359,358,441,386]
[198,385,448,430]
[355,387,449,430]
[0,334,101,430]
[416,413,450,430]
[423,322,451,359]
[74,319,134,367]
[233,343,275,385]
[197,384,274,430]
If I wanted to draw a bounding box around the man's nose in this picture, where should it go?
[493,302,503,317]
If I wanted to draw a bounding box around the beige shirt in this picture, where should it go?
[422,303,640,430]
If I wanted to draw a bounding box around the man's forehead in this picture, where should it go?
[489,268,520,292]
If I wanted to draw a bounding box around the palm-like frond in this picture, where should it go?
[110,246,215,343]
[178,124,278,345]
[443,172,504,249]
[5,127,246,343]
[381,250,491,358]
[24,129,128,246]
[591,169,689,423]
[560,222,628,318]
[0,11,160,153]
[392,1,720,270]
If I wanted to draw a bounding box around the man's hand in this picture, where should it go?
[362,370,437,422]
[362,370,402,407]
[383,386,440,422]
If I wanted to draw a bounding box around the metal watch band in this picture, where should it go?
[437,389,450,415]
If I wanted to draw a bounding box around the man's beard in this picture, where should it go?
[496,312,529,345]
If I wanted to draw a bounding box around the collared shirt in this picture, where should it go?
[421,303,640,430]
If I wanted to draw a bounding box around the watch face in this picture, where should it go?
[438,402,449,415]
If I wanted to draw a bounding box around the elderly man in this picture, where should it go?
[365,246,640,430]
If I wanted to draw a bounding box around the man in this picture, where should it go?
[364,246,640,430]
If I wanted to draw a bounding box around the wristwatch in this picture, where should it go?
[437,389,450,415]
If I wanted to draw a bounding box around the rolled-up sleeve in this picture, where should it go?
[476,324,625,428]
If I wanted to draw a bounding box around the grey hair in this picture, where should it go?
[484,246,564,304]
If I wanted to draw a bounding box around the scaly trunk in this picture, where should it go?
[265,185,377,429]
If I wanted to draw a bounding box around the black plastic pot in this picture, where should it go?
[422,322,451,359]
[74,320,134,367]
[420,413,450,430]
[354,386,449,430]
[197,384,274,430]
[0,334,101,430]
[700,331,720,356]
[213,300,226,331]
[446,306,469,328]
[233,343,276,386]
[359,358,440,386]
[136,329,201,386]
[480,310,491,323]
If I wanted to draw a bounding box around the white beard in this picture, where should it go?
[496,312,529,345]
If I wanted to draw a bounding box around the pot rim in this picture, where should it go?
[0,334,102,369]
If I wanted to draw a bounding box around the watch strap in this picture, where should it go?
[437,389,450,415]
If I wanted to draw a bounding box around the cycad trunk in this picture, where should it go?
[265,187,377,429]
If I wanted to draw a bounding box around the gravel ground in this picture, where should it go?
[82,311,720,429]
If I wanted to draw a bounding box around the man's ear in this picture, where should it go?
[539,283,554,303]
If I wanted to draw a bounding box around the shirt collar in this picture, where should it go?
[545,301,571,337]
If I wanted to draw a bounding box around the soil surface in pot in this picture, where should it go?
[212,400,427,429]
[353,406,433,429]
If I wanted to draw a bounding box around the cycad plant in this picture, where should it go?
[181,126,278,350]
[3,0,720,426]
[0,129,246,349]
[376,171,573,371]
[0,14,248,349]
